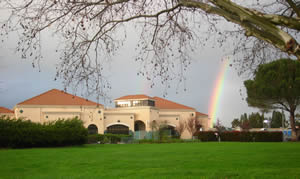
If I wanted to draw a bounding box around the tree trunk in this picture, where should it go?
[289,111,298,141]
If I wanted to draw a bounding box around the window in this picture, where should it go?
[117,99,155,107]
[20,109,23,113]
[88,124,98,135]
[98,110,101,114]
[107,125,129,135]
[46,116,48,119]
[148,100,155,107]
[135,121,146,131]
[116,101,131,107]
[133,100,155,107]
[133,100,141,106]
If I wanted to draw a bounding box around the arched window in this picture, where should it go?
[107,125,129,135]
[88,124,98,135]
[134,120,146,131]
[161,125,177,137]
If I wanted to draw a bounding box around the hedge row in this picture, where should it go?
[87,134,131,144]
[136,139,201,144]
[194,131,283,142]
[196,131,218,141]
[0,116,88,148]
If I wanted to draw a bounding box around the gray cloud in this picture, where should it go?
[0,19,260,127]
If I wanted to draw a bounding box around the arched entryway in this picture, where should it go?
[134,120,146,140]
[88,124,98,134]
[134,120,146,131]
[107,124,129,135]
[161,125,177,138]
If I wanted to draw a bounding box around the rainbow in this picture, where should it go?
[208,57,230,128]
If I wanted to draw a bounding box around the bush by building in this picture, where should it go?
[87,133,131,144]
[220,131,253,142]
[252,131,283,142]
[0,116,87,148]
[194,131,283,142]
[135,139,200,144]
[194,131,218,141]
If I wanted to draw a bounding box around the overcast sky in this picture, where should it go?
[0,34,260,127]
[0,11,262,127]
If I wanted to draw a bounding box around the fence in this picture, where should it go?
[133,130,173,140]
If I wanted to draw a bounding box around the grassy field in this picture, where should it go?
[0,142,300,178]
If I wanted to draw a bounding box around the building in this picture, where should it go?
[14,89,104,134]
[0,107,15,118]
[10,89,209,139]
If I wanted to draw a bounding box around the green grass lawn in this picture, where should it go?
[0,142,300,179]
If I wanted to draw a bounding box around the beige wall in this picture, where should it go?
[197,115,210,131]
[0,113,15,118]
[103,107,209,139]
[79,107,104,133]
[104,107,153,132]
[14,105,104,133]
[104,113,134,132]
[157,109,195,139]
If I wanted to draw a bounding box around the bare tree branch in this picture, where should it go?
[285,0,300,17]
[0,0,300,97]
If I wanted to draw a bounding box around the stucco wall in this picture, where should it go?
[15,106,42,123]
[158,110,196,139]
[14,105,104,133]
[81,107,104,133]
[0,113,15,118]
[104,114,134,131]
[197,115,210,131]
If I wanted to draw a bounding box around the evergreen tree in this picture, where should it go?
[245,59,300,141]
[271,111,283,128]
[248,112,264,128]
[231,118,240,128]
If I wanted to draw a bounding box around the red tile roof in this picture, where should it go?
[116,94,207,114]
[115,94,153,100]
[18,89,102,106]
[0,107,14,113]
[153,97,195,110]
[196,111,208,117]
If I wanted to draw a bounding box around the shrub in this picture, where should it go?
[87,134,103,144]
[135,139,200,144]
[220,131,253,142]
[0,116,87,148]
[252,131,283,142]
[239,132,254,142]
[220,131,241,141]
[194,131,283,142]
[87,134,131,144]
[194,131,218,141]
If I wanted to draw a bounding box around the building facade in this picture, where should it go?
[4,89,210,139]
